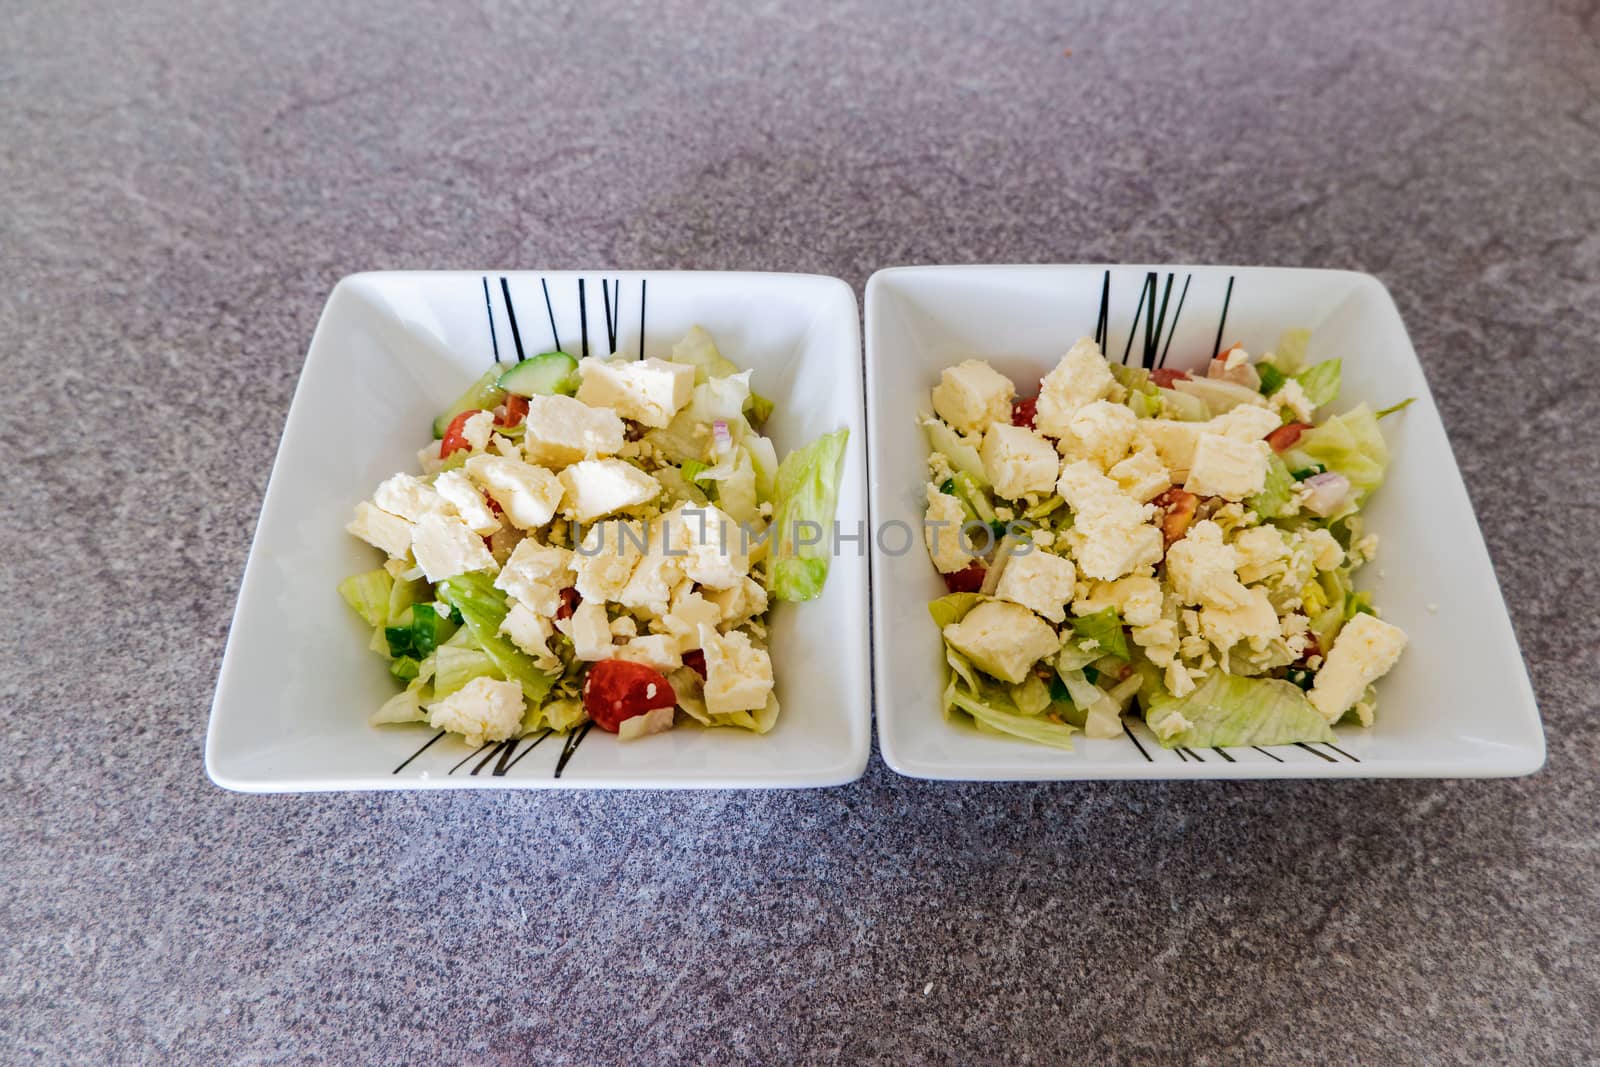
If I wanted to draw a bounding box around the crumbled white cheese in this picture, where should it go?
[940,600,1060,684]
[931,359,1016,435]
[1309,612,1408,722]
[994,549,1077,623]
[1034,338,1116,437]
[427,676,524,748]
[575,356,695,429]
[1054,460,1162,580]
[409,513,497,583]
[981,423,1059,499]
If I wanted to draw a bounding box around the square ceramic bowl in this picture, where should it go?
[207,270,869,791]
[866,264,1544,780]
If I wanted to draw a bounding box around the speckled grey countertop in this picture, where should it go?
[4,0,1599,1062]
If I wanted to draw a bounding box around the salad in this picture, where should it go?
[920,331,1411,751]
[341,327,848,747]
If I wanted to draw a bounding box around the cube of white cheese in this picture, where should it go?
[499,602,562,672]
[1301,527,1345,571]
[409,513,497,583]
[1034,338,1116,438]
[1208,404,1283,442]
[672,505,751,590]
[1184,432,1271,501]
[1054,461,1163,581]
[464,454,564,530]
[1232,525,1288,584]
[575,357,695,428]
[941,600,1060,684]
[520,394,627,467]
[1072,575,1164,628]
[347,501,414,558]
[1309,612,1408,722]
[617,520,683,618]
[558,458,661,522]
[1135,419,1208,473]
[706,574,768,630]
[924,485,974,574]
[572,520,647,603]
[994,549,1077,623]
[661,582,724,650]
[615,634,684,673]
[697,624,775,714]
[561,601,614,661]
[1273,378,1316,423]
[426,676,525,748]
[980,423,1059,499]
[1062,400,1138,470]
[374,473,450,522]
[1108,448,1172,502]
[433,469,501,535]
[1200,586,1281,654]
[931,359,1016,435]
[493,538,574,616]
[461,410,496,453]
[1163,519,1249,610]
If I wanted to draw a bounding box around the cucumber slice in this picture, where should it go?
[497,351,580,398]
[432,369,506,439]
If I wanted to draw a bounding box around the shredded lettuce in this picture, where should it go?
[338,569,393,628]
[433,643,499,699]
[669,325,739,383]
[371,682,430,726]
[522,697,588,735]
[1284,402,1388,503]
[929,592,984,628]
[1257,362,1287,396]
[385,603,447,660]
[649,372,754,462]
[1249,454,1296,519]
[1141,669,1336,748]
[1294,359,1342,409]
[1070,608,1129,662]
[769,428,849,602]
[1156,387,1211,422]
[1274,328,1312,374]
[921,415,987,485]
[947,681,1077,751]
[437,571,559,703]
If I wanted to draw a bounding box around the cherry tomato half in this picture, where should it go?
[1011,397,1038,429]
[943,561,986,594]
[1266,422,1312,452]
[440,409,484,457]
[1150,368,1191,389]
[583,659,677,733]
[495,395,529,428]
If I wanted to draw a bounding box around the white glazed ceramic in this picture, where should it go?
[866,264,1544,780]
[207,271,869,791]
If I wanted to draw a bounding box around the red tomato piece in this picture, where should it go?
[943,562,986,594]
[495,395,529,428]
[1011,397,1038,429]
[583,659,677,733]
[1266,422,1312,452]
[682,648,707,678]
[1151,368,1191,388]
[555,587,580,620]
[440,409,484,457]
[1152,487,1199,548]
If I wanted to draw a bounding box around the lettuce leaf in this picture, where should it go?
[1249,454,1296,519]
[1070,608,1129,662]
[437,571,559,704]
[1294,359,1342,409]
[929,592,984,628]
[1284,402,1389,503]
[1141,670,1336,748]
[947,686,1077,751]
[769,428,849,601]
[921,415,987,485]
[669,325,739,383]
[1274,328,1312,374]
[433,643,499,699]
[338,569,393,628]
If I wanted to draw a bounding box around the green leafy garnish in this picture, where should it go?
[1257,362,1287,396]
[385,603,443,660]
[1071,608,1129,662]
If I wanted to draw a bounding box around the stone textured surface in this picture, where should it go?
[4,0,1599,1062]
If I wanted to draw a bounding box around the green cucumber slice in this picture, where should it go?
[497,351,580,398]
[432,369,506,439]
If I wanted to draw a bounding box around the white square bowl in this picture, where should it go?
[207,270,870,791]
[866,264,1544,780]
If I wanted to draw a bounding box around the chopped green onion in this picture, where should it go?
[1257,362,1287,395]
[1376,397,1416,418]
